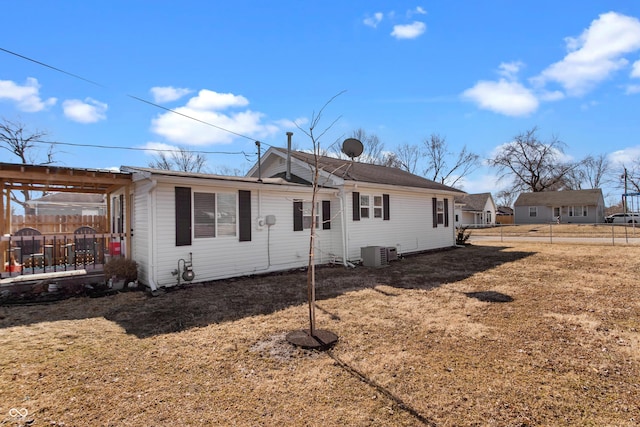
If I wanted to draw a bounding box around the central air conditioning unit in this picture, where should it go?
[361,246,388,268]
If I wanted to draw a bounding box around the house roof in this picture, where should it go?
[26,192,105,207]
[514,189,604,207]
[273,148,465,193]
[497,206,514,215]
[121,166,312,187]
[455,192,492,212]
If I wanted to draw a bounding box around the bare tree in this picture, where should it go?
[149,147,207,173]
[563,154,610,190]
[0,118,55,213]
[615,161,640,194]
[212,165,244,176]
[394,143,421,173]
[294,92,343,342]
[488,127,576,193]
[423,134,479,187]
[494,189,517,208]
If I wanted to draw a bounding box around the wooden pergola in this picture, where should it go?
[1,162,133,267]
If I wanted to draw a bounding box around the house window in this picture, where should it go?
[569,206,587,217]
[486,211,492,223]
[303,202,319,229]
[373,196,383,218]
[360,195,370,218]
[194,192,216,238]
[432,198,449,227]
[437,200,445,224]
[353,192,389,221]
[217,194,237,236]
[176,187,248,246]
[553,207,560,217]
[294,200,331,231]
[529,207,537,217]
[193,192,237,238]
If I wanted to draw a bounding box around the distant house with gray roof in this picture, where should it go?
[513,189,605,224]
[25,192,106,216]
[454,193,496,228]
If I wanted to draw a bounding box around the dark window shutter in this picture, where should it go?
[322,200,331,230]
[383,194,390,221]
[293,201,303,231]
[352,192,360,221]
[444,198,449,227]
[175,187,192,246]
[432,197,438,228]
[239,190,251,242]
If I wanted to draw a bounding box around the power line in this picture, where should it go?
[0,47,104,88]
[33,139,252,156]
[0,47,263,144]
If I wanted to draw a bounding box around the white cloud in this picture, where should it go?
[62,98,108,123]
[626,84,640,94]
[538,90,565,101]
[609,146,640,166]
[462,79,539,117]
[580,100,599,110]
[0,77,57,112]
[632,60,640,78]
[150,89,281,145]
[391,21,426,39]
[363,12,383,28]
[186,89,249,110]
[414,6,427,15]
[535,12,640,96]
[459,173,506,194]
[141,141,180,157]
[498,61,524,80]
[150,86,193,103]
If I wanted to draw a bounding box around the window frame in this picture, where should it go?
[360,195,370,219]
[373,195,383,218]
[568,205,588,217]
[302,201,320,229]
[193,191,238,239]
[529,207,537,217]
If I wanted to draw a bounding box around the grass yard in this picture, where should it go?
[471,223,640,239]
[1,242,639,426]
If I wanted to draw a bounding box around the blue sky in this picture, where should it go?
[2,1,640,204]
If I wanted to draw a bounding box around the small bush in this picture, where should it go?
[456,226,471,245]
[104,257,138,283]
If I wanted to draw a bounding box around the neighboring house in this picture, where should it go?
[513,189,605,224]
[454,193,496,228]
[496,206,514,225]
[25,192,107,216]
[119,148,463,289]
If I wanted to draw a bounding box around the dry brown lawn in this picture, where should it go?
[1,241,639,426]
[472,223,640,239]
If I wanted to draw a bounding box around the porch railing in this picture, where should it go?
[1,232,126,279]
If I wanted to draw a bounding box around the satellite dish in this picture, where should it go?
[342,138,364,159]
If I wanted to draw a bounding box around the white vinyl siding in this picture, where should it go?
[141,182,339,287]
[346,186,455,261]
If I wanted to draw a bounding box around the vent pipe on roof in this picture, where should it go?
[286,132,293,181]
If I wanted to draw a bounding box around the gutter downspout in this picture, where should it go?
[339,189,355,268]
[146,179,158,291]
[286,132,293,181]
